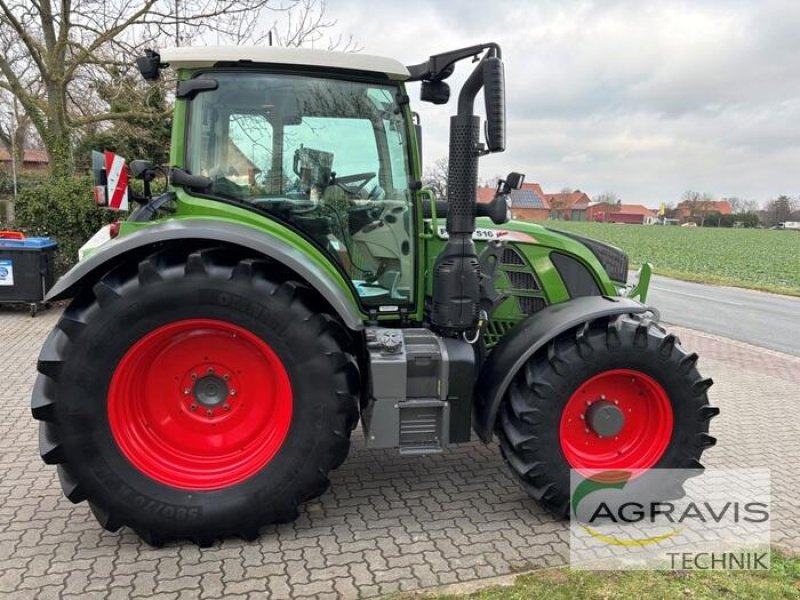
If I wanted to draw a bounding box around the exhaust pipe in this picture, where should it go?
[430,47,505,336]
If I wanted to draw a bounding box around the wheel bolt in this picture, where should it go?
[190,404,197,411]
[206,409,214,417]
[191,373,198,380]
[223,374,230,381]
[579,415,585,420]
[614,399,619,405]
[223,404,230,411]
[207,367,214,374]
[230,389,237,396]
[600,394,606,400]
[584,428,590,433]
[183,388,191,395]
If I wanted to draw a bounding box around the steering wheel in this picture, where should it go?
[334,171,377,195]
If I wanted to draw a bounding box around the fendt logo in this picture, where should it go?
[569,469,771,570]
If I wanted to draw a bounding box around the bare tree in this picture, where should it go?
[724,196,761,215]
[680,190,716,226]
[741,199,760,214]
[0,0,354,176]
[423,156,448,200]
[763,195,797,227]
[593,191,620,206]
[548,195,572,220]
[725,196,743,215]
[0,90,29,166]
[271,0,360,51]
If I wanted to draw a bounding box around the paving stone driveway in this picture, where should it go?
[1,307,798,599]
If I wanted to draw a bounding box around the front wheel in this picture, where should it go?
[32,247,359,545]
[498,314,719,517]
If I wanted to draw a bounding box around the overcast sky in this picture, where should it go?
[324,0,800,207]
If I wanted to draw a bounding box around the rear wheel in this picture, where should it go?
[498,314,719,517]
[32,247,359,545]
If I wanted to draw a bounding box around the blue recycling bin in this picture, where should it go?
[0,233,58,315]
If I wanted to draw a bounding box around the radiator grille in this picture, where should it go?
[501,247,525,266]
[517,296,546,316]
[483,319,516,348]
[506,271,539,291]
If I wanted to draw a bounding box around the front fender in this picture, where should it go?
[473,296,651,442]
[47,219,365,330]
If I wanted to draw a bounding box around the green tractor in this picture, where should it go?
[32,43,718,546]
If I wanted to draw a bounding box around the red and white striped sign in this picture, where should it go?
[104,151,129,211]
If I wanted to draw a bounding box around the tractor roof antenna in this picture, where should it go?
[268,30,273,47]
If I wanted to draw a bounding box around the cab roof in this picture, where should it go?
[160,46,410,81]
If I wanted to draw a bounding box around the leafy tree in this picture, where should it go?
[74,71,171,168]
[14,175,115,274]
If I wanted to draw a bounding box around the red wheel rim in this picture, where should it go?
[108,319,293,490]
[559,369,672,473]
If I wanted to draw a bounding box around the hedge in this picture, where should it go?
[14,175,117,276]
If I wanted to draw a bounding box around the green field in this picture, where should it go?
[544,221,800,296]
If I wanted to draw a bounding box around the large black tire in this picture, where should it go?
[32,246,359,546]
[498,314,719,517]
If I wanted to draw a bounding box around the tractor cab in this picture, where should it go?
[162,48,418,306]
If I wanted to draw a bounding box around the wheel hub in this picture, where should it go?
[559,369,674,473]
[585,400,624,437]
[193,374,229,407]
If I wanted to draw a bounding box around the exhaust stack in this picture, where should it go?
[421,46,505,336]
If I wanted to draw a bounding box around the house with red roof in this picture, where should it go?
[477,182,551,222]
[587,202,656,224]
[543,191,591,221]
[674,199,732,224]
[0,149,49,173]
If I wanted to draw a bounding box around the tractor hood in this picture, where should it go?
[432,217,631,287]
[481,218,628,284]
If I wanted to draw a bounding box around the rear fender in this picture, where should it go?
[46,219,365,330]
[472,296,652,442]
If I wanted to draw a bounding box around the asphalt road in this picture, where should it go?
[646,275,800,357]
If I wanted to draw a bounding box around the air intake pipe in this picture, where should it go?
[430,46,505,336]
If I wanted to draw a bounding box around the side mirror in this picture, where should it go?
[136,49,162,81]
[483,56,505,153]
[504,171,525,191]
[129,160,155,181]
[421,80,450,105]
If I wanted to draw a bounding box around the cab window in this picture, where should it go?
[186,72,414,306]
